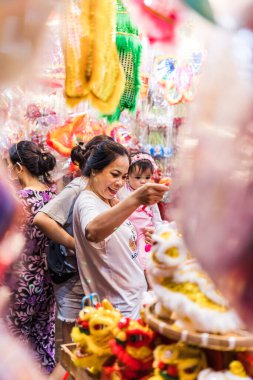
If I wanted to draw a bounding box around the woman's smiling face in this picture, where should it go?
[91,155,129,202]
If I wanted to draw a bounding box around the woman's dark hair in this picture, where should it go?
[128,153,154,176]
[9,140,56,185]
[82,139,129,177]
[71,135,113,171]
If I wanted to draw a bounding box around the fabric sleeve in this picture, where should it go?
[76,193,110,249]
[40,179,81,226]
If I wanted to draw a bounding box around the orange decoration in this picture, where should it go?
[159,177,171,187]
[46,114,106,157]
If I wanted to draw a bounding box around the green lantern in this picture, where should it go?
[105,0,142,122]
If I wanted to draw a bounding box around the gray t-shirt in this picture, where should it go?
[40,177,87,269]
[73,190,147,319]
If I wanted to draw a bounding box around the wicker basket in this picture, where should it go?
[60,344,97,380]
[144,303,253,352]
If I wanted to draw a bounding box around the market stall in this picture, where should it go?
[0,1,253,380]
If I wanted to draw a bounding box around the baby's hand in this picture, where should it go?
[145,227,155,245]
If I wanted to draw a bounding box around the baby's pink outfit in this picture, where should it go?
[118,184,163,270]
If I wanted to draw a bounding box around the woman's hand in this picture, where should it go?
[110,197,120,207]
[132,183,168,206]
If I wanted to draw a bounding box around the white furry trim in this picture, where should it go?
[148,260,174,279]
[154,301,170,318]
[154,284,242,334]
[197,369,226,380]
[151,225,187,267]
[225,373,252,380]
[172,263,227,306]
[197,368,252,380]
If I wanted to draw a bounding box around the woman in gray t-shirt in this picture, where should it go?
[34,136,112,343]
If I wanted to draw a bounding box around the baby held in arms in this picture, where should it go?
[118,152,166,287]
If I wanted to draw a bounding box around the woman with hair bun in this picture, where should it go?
[71,135,113,172]
[34,135,113,349]
[73,139,168,319]
[6,140,57,374]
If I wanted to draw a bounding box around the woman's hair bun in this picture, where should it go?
[38,152,56,174]
[83,139,129,177]
[70,135,113,171]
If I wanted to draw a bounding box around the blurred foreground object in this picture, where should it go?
[0,168,47,379]
[182,0,214,23]
[122,0,181,50]
[0,172,24,283]
[0,2,54,378]
[0,0,55,83]
[174,28,253,330]
[0,323,47,380]
[184,0,253,30]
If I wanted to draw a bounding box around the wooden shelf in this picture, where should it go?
[60,344,97,380]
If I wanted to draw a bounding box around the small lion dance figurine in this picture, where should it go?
[102,317,156,379]
[71,299,121,374]
[149,343,207,380]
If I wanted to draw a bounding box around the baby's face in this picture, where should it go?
[128,167,153,190]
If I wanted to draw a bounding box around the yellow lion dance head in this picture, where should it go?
[71,299,121,374]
